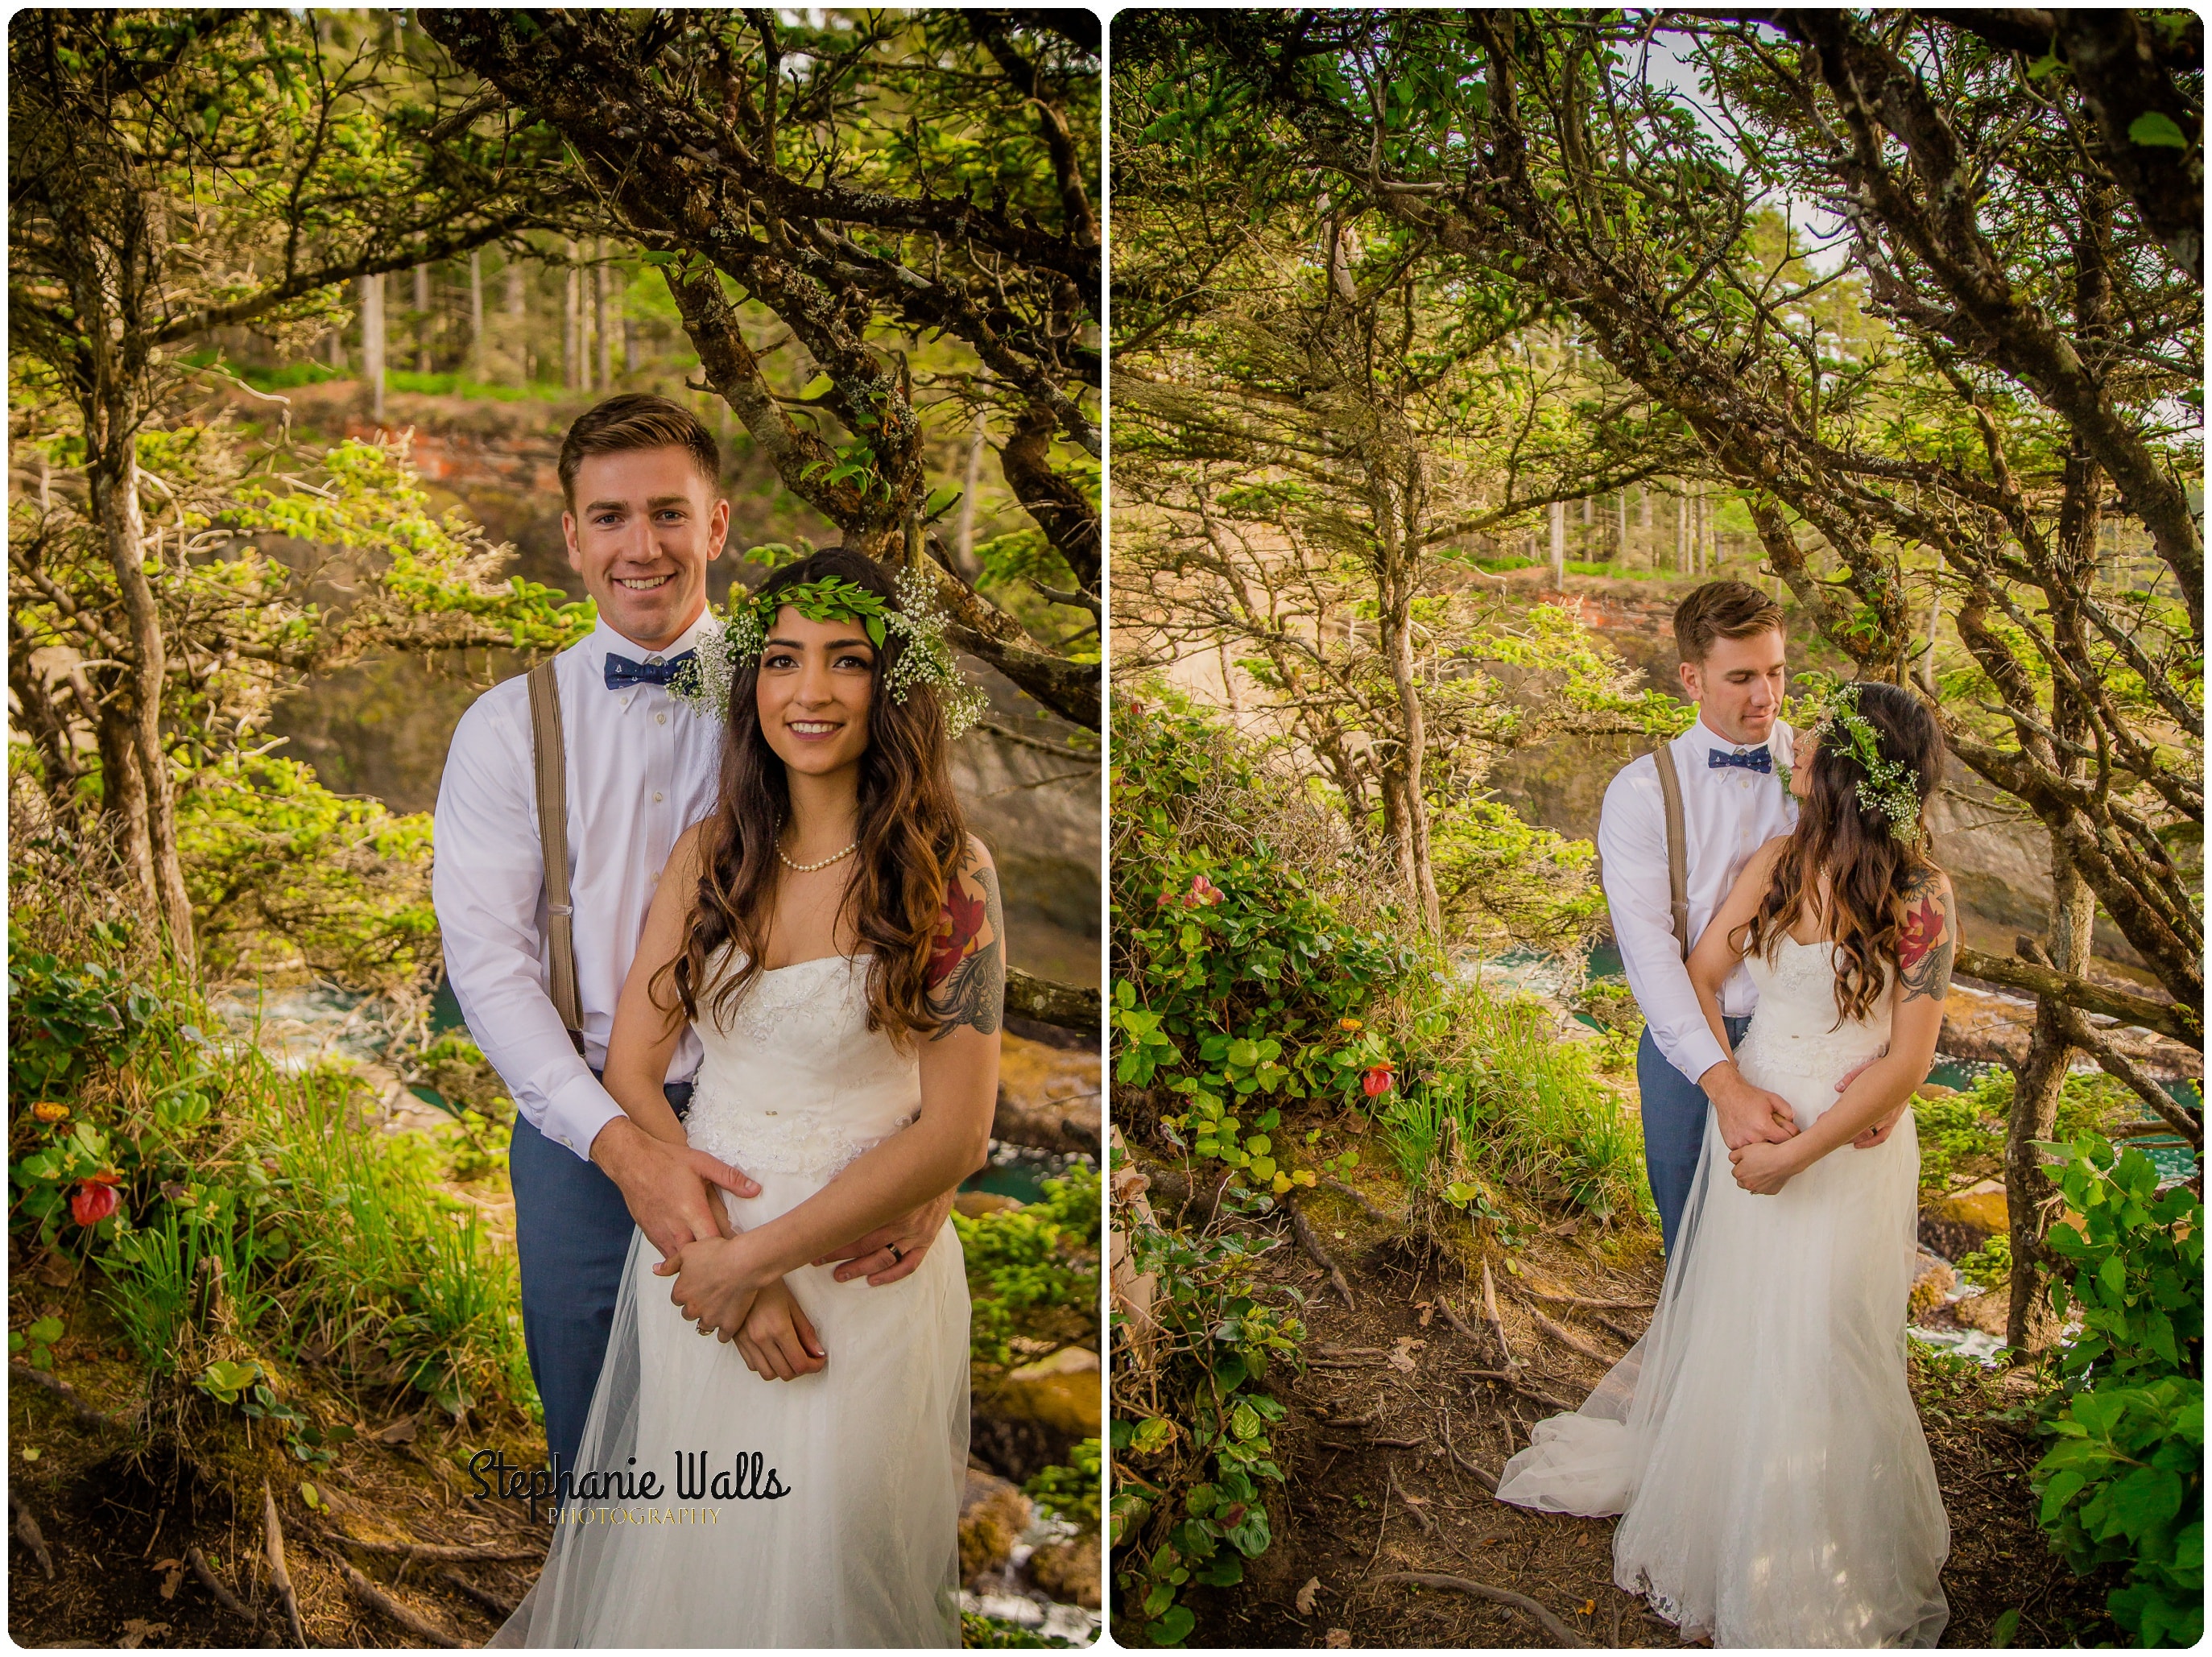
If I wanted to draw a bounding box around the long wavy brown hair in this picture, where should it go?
[657,548,969,1043]
[1738,680,1945,1025]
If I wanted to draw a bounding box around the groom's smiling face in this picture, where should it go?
[563,445,730,651]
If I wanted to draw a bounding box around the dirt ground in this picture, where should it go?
[8,1275,549,1651]
[1144,1174,2124,1651]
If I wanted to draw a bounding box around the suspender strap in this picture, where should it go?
[1652,742,1691,961]
[527,659,585,1052]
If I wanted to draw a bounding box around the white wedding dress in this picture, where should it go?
[495,952,970,1647]
[1497,936,1949,1647]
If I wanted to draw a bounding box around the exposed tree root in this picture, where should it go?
[1479,1261,1515,1366]
[1288,1194,1357,1308]
[333,1556,466,1646]
[1320,1176,1400,1225]
[440,1566,519,1620]
[261,1483,306,1647]
[1521,1289,1656,1312]
[1524,1304,1615,1366]
[12,1360,132,1434]
[185,1544,254,1623]
[11,1489,55,1579]
[317,1525,544,1564]
[1372,1570,1593,1647]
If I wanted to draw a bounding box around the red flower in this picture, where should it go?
[1182,874,1224,909]
[1362,1062,1396,1098]
[70,1180,120,1227]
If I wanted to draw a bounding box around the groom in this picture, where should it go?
[432,394,957,1477]
[1597,581,1900,1256]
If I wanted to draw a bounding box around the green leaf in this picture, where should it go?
[2106,1466,2185,1539]
[1222,1498,1272,1557]
[1147,1604,1195,1645]
[1989,1607,2020,1648]
[799,374,835,400]
[2128,112,2190,148]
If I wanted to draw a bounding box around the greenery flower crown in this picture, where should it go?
[1801,681,1925,842]
[670,562,988,739]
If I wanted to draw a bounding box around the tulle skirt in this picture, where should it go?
[1495,1109,1949,1647]
[493,1169,970,1647]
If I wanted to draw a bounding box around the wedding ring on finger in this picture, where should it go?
[697,1320,713,1336]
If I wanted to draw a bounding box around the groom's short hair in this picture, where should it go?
[557,393,721,508]
[1673,580,1785,663]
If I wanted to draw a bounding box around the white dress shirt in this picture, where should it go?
[1598,714,1798,1089]
[432,614,725,1160]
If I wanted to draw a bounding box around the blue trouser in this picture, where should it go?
[509,1081,691,1476]
[1638,1016,1752,1258]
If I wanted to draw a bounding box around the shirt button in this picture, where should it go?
[652,791,664,804]
[656,712,668,725]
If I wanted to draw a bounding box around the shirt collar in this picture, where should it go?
[586,608,714,676]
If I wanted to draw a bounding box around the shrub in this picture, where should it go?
[1110,1178,1303,1647]
[958,1167,1102,1374]
[9,920,535,1428]
[2028,1132,2205,1647]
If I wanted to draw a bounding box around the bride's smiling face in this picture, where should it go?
[755,607,876,775]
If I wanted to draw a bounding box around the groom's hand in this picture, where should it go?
[1701,1062,1800,1151]
[812,1188,957,1286]
[591,1118,760,1262]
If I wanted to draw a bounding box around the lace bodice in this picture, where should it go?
[1733,935,1893,1130]
[682,951,920,1180]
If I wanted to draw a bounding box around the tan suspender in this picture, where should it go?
[1652,742,1691,960]
[527,659,585,1052]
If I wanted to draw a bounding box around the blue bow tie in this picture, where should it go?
[603,649,696,692]
[1709,746,1772,774]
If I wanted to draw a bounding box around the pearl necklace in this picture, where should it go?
[777,836,858,874]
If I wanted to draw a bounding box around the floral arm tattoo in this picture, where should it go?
[1897,870,1955,1002]
[925,861,1005,1039]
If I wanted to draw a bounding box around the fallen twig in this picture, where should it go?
[10,1490,54,1579]
[1525,1305,1614,1366]
[1288,1194,1356,1308]
[187,1545,254,1622]
[262,1483,306,1647]
[1479,1262,1514,1366]
[1321,1400,1385,1428]
[1372,1572,1592,1647]
[10,1361,130,1434]
[1388,1473,1436,1533]
[1465,1370,1577,1413]
[440,1567,518,1621]
[1441,1415,1500,1493]
[333,1556,465,1646]
[1365,1436,1426,1448]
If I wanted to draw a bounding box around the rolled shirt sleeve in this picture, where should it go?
[432,689,626,1162]
[1598,754,1732,1089]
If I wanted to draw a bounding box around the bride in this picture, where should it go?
[1497,680,1955,1647]
[495,548,1003,1647]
